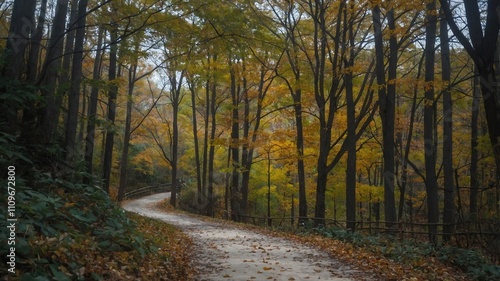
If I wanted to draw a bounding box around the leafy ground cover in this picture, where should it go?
[289,229,469,280]
[125,212,195,280]
[0,177,194,280]
[156,199,499,280]
[0,132,194,280]
[314,227,500,281]
[255,226,500,280]
[0,175,194,280]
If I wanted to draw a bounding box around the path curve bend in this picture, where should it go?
[123,193,363,281]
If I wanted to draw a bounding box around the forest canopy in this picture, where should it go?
[1,0,499,249]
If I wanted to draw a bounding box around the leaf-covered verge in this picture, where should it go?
[125,212,195,280]
[0,135,194,280]
[307,227,500,281]
[264,226,500,280]
[155,199,499,280]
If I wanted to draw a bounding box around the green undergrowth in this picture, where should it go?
[0,175,146,280]
[308,226,500,281]
[0,132,193,280]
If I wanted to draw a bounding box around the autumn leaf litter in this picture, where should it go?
[123,193,371,280]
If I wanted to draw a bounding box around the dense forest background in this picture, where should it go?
[1,0,499,254]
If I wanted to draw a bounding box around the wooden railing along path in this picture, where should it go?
[124,183,172,200]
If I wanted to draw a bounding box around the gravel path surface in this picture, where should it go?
[123,193,363,281]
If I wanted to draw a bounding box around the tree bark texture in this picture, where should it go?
[424,0,439,244]
[65,0,89,165]
[102,27,119,193]
[440,0,500,177]
[440,9,455,241]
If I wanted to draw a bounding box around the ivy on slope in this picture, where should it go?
[0,173,139,279]
[313,227,500,281]
[0,133,193,280]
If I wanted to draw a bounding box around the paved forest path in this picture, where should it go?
[123,193,366,281]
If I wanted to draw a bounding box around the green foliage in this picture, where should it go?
[311,227,500,280]
[0,134,155,280]
[0,76,40,123]
[0,177,156,280]
[435,247,500,281]
[178,184,206,214]
[0,132,32,166]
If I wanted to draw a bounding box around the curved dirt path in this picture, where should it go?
[123,193,364,281]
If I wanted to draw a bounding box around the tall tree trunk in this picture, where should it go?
[439,0,500,177]
[118,63,138,202]
[206,54,218,216]
[39,0,70,143]
[478,70,500,176]
[440,8,455,242]
[225,149,231,219]
[345,61,356,232]
[240,65,250,222]
[65,0,89,165]
[57,0,77,149]
[470,68,480,220]
[311,0,343,227]
[294,88,308,225]
[424,0,439,244]
[168,66,185,207]
[385,7,398,228]
[78,85,86,151]
[60,0,79,88]
[229,59,241,221]
[1,0,36,136]
[202,78,210,210]
[21,0,48,138]
[27,0,47,83]
[278,0,308,226]
[229,62,241,221]
[372,4,397,229]
[188,75,204,210]
[83,27,104,185]
[2,0,36,80]
[345,0,356,232]
[240,63,272,221]
[207,77,218,217]
[170,101,179,207]
[399,54,424,220]
[102,27,119,193]
[312,1,330,226]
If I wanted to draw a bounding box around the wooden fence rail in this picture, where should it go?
[230,212,499,258]
[124,183,172,200]
[230,213,499,232]
[247,216,498,233]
